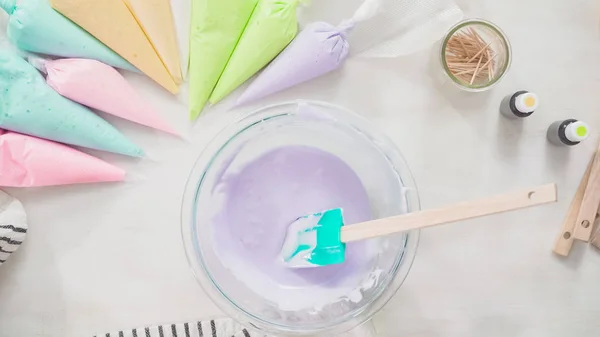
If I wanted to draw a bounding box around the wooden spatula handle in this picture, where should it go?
[573,141,600,242]
[553,155,595,256]
[341,184,557,243]
[591,225,600,250]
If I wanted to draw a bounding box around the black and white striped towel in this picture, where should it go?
[0,190,27,267]
[96,318,269,337]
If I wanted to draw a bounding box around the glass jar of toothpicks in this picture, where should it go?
[440,19,511,92]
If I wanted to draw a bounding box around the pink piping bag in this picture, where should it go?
[0,130,126,187]
[237,0,380,105]
[27,56,177,135]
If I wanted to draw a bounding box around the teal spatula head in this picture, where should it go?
[279,208,346,268]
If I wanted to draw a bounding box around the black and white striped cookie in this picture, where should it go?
[96,318,268,337]
[0,190,27,267]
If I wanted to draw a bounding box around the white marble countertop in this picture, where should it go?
[2,0,600,336]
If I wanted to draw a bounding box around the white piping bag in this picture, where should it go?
[338,0,381,32]
[351,0,463,57]
[0,190,27,267]
[299,0,463,57]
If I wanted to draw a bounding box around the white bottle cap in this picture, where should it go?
[514,92,539,114]
[565,121,590,143]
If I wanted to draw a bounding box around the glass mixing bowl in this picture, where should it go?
[181,100,420,336]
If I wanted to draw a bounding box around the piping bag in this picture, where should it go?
[0,189,27,267]
[27,56,177,136]
[317,0,464,57]
[188,0,258,119]
[209,0,301,105]
[50,0,179,94]
[0,0,136,72]
[170,0,190,80]
[123,0,182,84]
[0,49,144,157]
[0,130,126,187]
[237,0,380,106]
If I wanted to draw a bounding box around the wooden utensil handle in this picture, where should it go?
[591,224,600,250]
[573,141,600,242]
[341,184,557,243]
[553,155,595,256]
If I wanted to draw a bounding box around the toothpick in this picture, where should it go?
[453,69,477,76]
[446,62,476,67]
[470,55,483,85]
[486,49,492,81]
[468,28,486,49]
[457,38,471,57]
[489,54,495,79]
[478,57,493,74]
[445,27,496,86]
[467,41,493,63]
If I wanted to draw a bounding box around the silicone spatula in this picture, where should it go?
[280,184,557,268]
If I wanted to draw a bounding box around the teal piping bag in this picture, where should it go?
[1,0,137,72]
[0,49,144,157]
[0,0,15,14]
